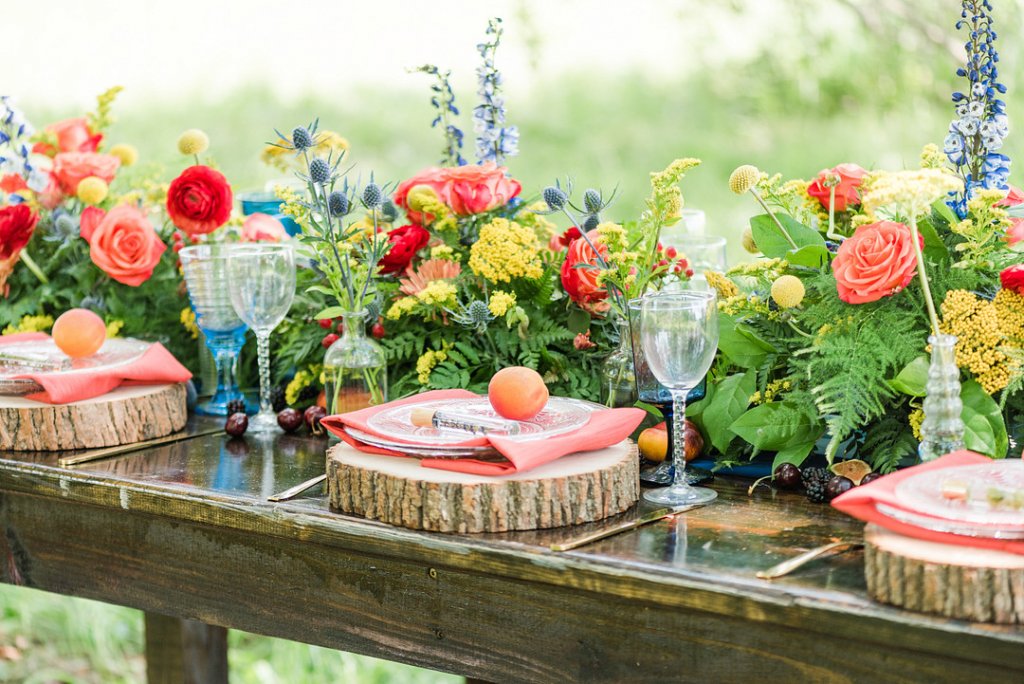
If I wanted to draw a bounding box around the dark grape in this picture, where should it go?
[277,408,304,433]
[774,463,801,489]
[825,475,854,501]
[304,406,328,436]
[860,472,882,486]
[225,412,248,437]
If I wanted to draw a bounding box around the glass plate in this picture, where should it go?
[0,338,150,396]
[345,427,500,458]
[366,397,598,446]
[893,460,1024,528]
[876,503,1024,540]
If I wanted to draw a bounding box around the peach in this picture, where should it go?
[637,420,704,463]
[52,308,106,358]
[488,366,549,421]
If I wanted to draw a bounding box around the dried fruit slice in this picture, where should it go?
[830,459,873,486]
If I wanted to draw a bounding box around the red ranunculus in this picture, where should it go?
[80,205,166,286]
[33,118,102,156]
[832,221,922,304]
[52,152,120,194]
[561,229,610,314]
[1001,265,1024,295]
[0,204,40,295]
[806,163,868,212]
[548,226,582,251]
[379,224,430,275]
[166,165,233,236]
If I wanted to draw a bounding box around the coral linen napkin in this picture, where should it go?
[831,450,1024,554]
[321,389,646,476]
[0,333,192,404]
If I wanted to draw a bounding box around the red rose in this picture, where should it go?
[33,117,102,156]
[1001,265,1024,295]
[832,221,922,304]
[166,166,233,236]
[379,224,430,275]
[81,204,166,286]
[561,229,611,314]
[806,163,867,212]
[52,152,120,194]
[548,226,582,251]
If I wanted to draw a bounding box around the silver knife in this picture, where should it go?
[267,473,327,502]
[549,503,705,552]
[756,541,863,579]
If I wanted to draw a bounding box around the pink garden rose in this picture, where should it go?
[832,221,922,304]
[33,117,102,156]
[241,213,288,242]
[998,185,1024,246]
[806,163,868,212]
[52,152,120,194]
[80,205,165,286]
[394,163,522,221]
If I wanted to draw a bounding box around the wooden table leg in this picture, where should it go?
[145,612,228,684]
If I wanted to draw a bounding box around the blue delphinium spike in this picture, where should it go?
[473,18,519,165]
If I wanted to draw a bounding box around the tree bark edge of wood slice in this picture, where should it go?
[864,523,1024,624]
[326,440,640,533]
[0,383,188,451]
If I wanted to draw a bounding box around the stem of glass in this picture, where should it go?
[256,331,272,417]
[670,388,689,488]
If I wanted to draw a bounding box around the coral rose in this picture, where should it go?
[33,118,102,156]
[166,165,233,236]
[241,213,288,242]
[80,205,166,286]
[380,224,430,275]
[832,221,922,304]
[806,163,867,212]
[444,162,521,215]
[52,152,120,194]
[561,229,610,314]
[393,168,449,224]
[997,185,1024,245]
[1001,265,1024,295]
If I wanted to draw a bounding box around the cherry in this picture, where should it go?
[224,412,248,437]
[277,408,304,433]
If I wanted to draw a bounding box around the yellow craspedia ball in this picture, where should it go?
[741,227,759,254]
[177,129,209,156]
[729,165,760,195]
[407,184,440,213]
[771,275,805,309]
[76,176,109,205]
[108,143,138,167]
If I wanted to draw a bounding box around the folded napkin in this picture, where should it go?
[0,333,192,404]
[321,389,646,476]
[832,450,1024,554]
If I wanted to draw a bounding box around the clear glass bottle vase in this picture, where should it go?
[601,318,638,408]
[918,334,966,461]
[323,310,388,415]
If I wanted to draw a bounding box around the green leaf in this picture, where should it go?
[916,216,950,263]
[750,213,825,259]
[772,441,816,473]
[305,284,336,297]
[701,371,756,453]
[960,380,1009,458]
[729,401,824,451]
[931,198,959,228]
[314,306,347,320]
[567,308,591,335]
[888,356,930,397]
[718,315,775,369]
[785,244,830,269]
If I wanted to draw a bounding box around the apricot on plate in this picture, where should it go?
[52,308,106,358]
[488,366,549,421]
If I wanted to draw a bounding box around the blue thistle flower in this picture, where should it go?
[292,126,314,151]
[308,157,331,185]
[543,186,568,211]
[362,182,384,209]
[328,190,350,217]
[379,199,399,222]
[583,189,603,214]
[582,214,599,232]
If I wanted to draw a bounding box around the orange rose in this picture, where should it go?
[561,229,610,314]
[806,163,867,212]
[832,221,922,304]
[33,117,102,156]
[443,162,521,215]
[80,205,166,286]
[52,152,120,194]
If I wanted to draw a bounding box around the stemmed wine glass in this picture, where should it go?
[228,244,296,432]
[639,291,719,505]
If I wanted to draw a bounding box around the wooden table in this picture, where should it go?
[1,417,1022,683]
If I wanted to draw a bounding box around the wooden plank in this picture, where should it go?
[144,612,228,684]
[2,492,1021,683]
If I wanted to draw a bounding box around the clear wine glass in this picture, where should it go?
[640,291,719,505]
[228,244,296,432]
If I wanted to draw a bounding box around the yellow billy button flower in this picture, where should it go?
[741,227,759,254]
[76,176,109,205]
[729,165,761,195]
[406,185,440,214]
[177,129,210,156]
[108,143,138,167]
[770,275,805,309]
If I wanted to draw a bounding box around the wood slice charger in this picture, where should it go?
[864,523,1024,624]
[327,440,640,533]
[0,383,187,451]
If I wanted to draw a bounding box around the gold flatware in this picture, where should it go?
[756,541,864,580]
[267,473,327,502]
[549,503,706,552]
[58,428,222,467]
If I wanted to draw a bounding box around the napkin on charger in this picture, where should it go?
[0,332,192,404]
[321,389,646,476]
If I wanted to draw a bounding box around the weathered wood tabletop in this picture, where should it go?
[2,416,1022,683]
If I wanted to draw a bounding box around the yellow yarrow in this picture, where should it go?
[76,176,108,205]
[2,314,54,335]
[105,320,124,338]
[180,308,199,339]
[909,408,924,440]
[177,129,209,156]
[940,289,1016,394]
[517,201,558,240]
[285,370,315,406]
[108,143,138,167]
[468,218,543,284]
[729,165,760,195]
[386,297,419,321]
[416,280,458,307]
[488,291,516,317]
[430,244,457,261]
[994,288,1024,342]
[416,349,448,384]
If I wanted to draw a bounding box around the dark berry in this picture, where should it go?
[277,408,304,433]
[825,475,854,501]
[318,318,333,329]
[322,333,339,349]
[860,472,882,486]
[371,322,386,339]
[774,462,801,489]
[802,467,829,504]
[225,412,248,437]
[304,406,328,436]
[225,398,247,416]
[269,385,287,413]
